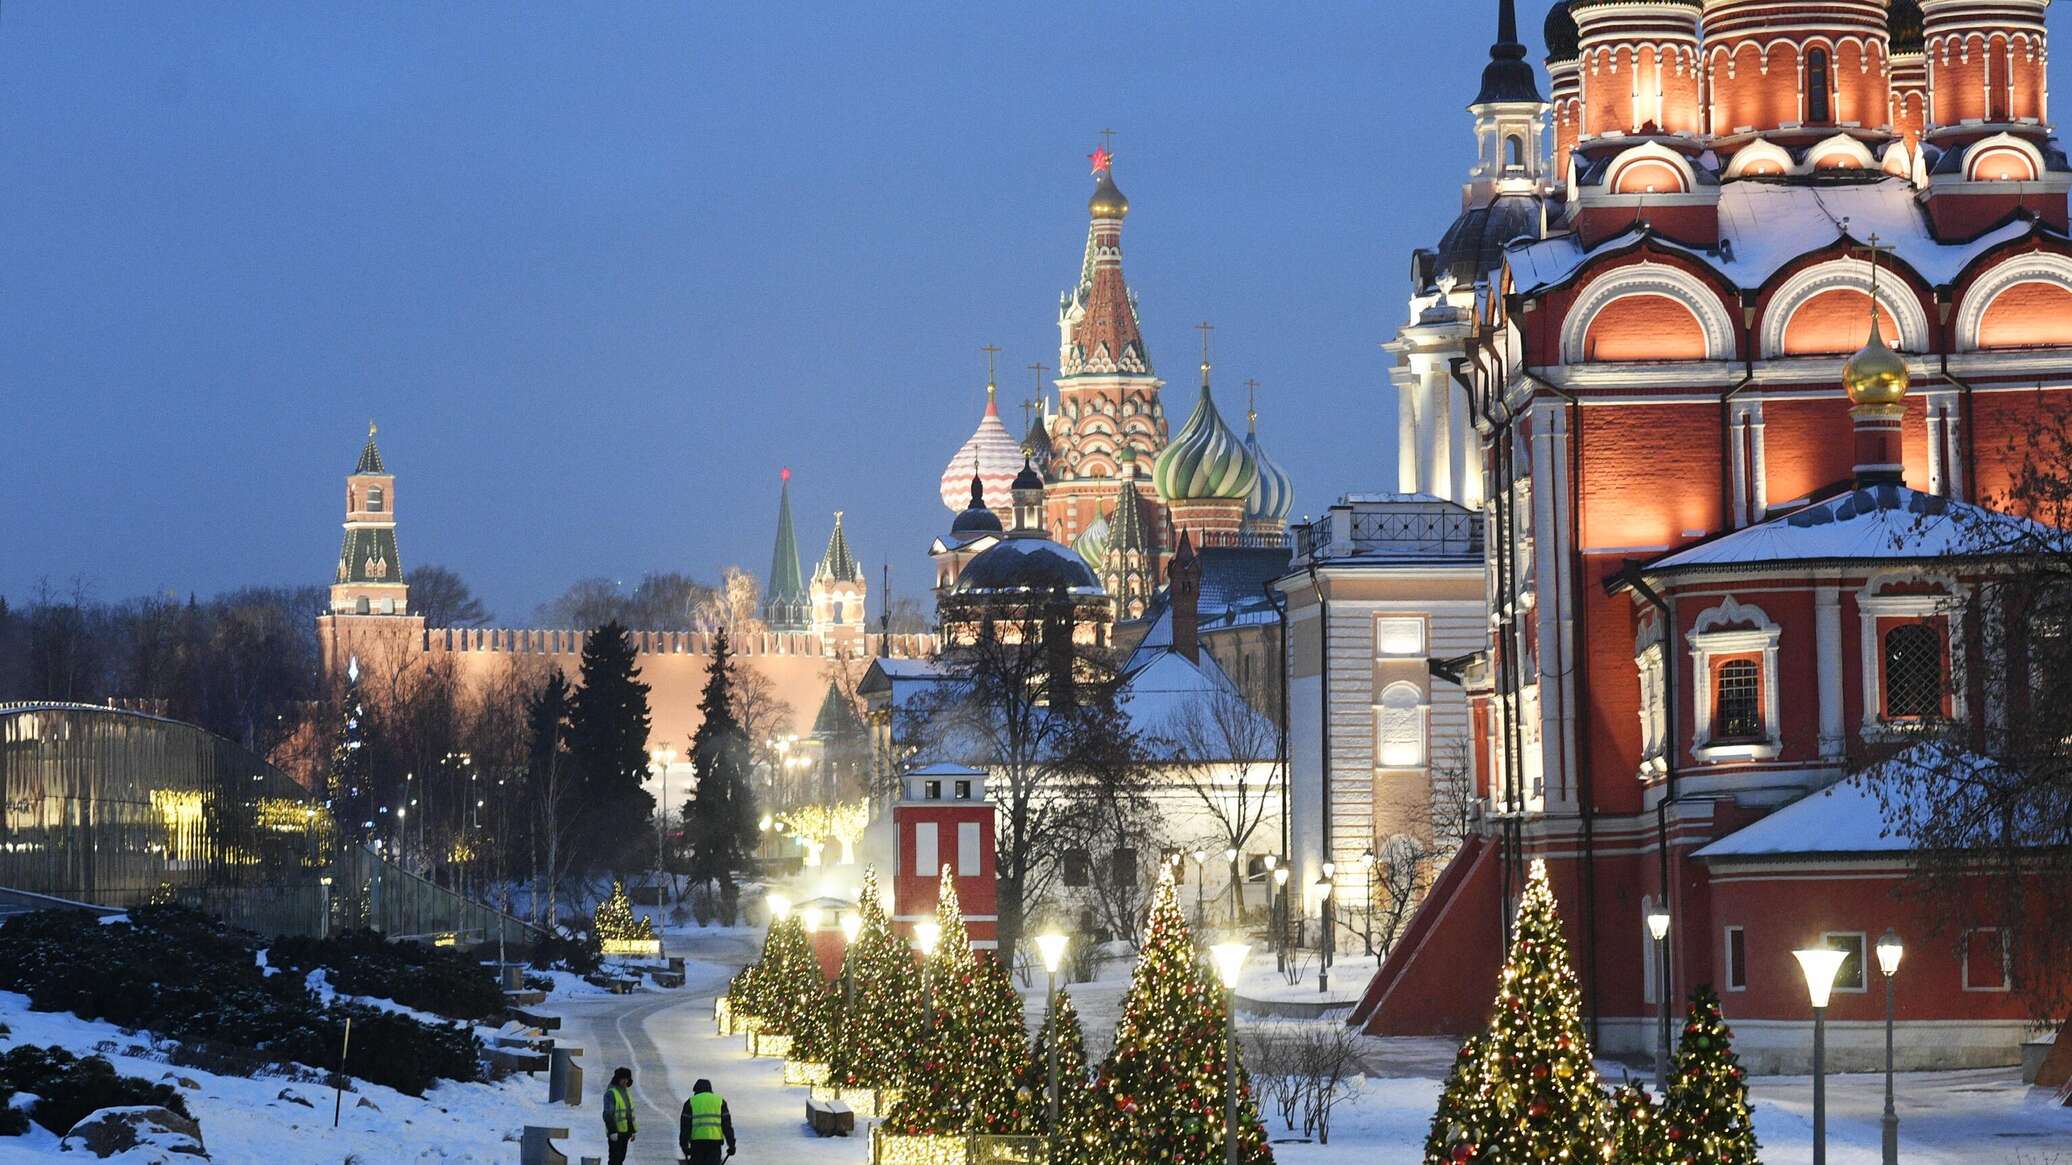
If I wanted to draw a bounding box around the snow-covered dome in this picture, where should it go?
[1153,380,1257,503]
[940,386,1023,513]
[954,536,1104,595]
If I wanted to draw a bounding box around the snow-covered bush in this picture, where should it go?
[0,1044,192,1136]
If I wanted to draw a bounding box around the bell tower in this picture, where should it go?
[331,422,409,618]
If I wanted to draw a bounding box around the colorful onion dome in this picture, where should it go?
[1073,512,1111,573]
[939,383,1023,513]
[1089,165,1129,219]
[1244,412,1294,524]
[949,474,1003,537]
[1154,373,1257,503]
[1844,318,1910,407]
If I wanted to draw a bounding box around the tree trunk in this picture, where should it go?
[996,872,1024,974]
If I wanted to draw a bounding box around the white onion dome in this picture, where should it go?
[940,384,1023,513]
[1243,413,1294,524]
[1153,374,1257,503]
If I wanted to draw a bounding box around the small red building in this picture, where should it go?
[891,764,999,950]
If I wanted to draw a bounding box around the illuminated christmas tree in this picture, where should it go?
[1660,986,1760,1165]
[592,879,654,943]
[1421,1034,1490,1165]
[1091,869,1272,1165]
[1024,988,1103,1164]
[828,870,924,1090]
[1609,1085,1670,1164]
[760,915,829,1038]
[727,914,784,1018]
[326,658,376,844]
[1465,858,1612,1164]
[887,868,1035,1135]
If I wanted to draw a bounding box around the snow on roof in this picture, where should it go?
[1645,484,2048,572]
[1508,179,2041,295]
[1696,744,2001,860]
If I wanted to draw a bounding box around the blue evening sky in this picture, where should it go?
[5,4,2061,622]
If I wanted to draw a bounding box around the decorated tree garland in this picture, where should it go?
[1660,985,1760,1164]
[759,914,829,1038]
[593,880,655,943]
[1090,868,1272,1165]
[828,869,924,1091]
[1609,1084,1670,1164]
[1421,1034,1490,1165]
[1023,988,1103,1164]
[886,867,1034,1136]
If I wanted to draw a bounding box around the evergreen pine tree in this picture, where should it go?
[887,868,1035,1136]
[728,909,787,1020]
[593,879,654,943]
[1610,1085,1670,1164]
[1466,858,1612,1164]
[566,621,654,876]
[1091,868,1272,1165]
[1024,988,1102,1165]
[1660,986,1760,1165]
[828,870,924,1091]
[684,629,759,923]
[326,657,376,844]
[760,915,829,1040]
[1421,1034,1491,1165]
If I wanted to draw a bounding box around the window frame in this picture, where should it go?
[1806,47,1833,125]
[1723,925,1748,992]
[1881,622,1945,721]
[1821,930,1869,995]
[1712,657,1766,742]
[1687,599,1784,762]
[1859,578,1966,739]
[1962,927,2013,992]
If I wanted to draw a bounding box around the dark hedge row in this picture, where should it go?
[0,907,479,1097]
[0,1044,192,1136]
[266,929,505,1022]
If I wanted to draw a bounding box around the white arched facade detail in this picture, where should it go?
[1375,681,1429,770]
[1806,132,1878,170]
[1762,258,1932,356]
[1961,132,2048,182]
[1724,138,1794,178]
[1562,261,1738,364]
[1956,251,2072,352]
[1604,141,1699,193]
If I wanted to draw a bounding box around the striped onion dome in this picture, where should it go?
[1153,376,1257,503]
[939,384,1023,513]
[1244,413,1294,524]
[1073,512,1111,573]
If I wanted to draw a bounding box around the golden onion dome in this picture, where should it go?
[1843,319,1910,407]
[1089,167,1129,219]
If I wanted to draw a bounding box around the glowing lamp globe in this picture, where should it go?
[1793,946,1851,1008]
[801,905,824,933]
[1035,932,1070,974]
[841,913,863,944]
[1876,929,1904,978]
[767,893,791,922]
[915,921,941,957]
[1210,942,1251,990]
[1646,906,1671,942]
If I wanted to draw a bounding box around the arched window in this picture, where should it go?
[365,485,385,513]
[1715,660,1762,739]
[1883,624,1943,718]
[1806,49,1832,124]
[1504,134,1525,170]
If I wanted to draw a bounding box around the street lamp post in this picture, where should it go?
[651,746,676,902]
[1793,945,1850,1165]
[1036,933,1070,1159]
[1315,875,1334,994]
[1210,943,1251,1165]
[1192,849,1208,927]
[840,912,863,1012]
[915,921,940,1030]
[1271,865,1289,973]
[1647,904,1672,1092]
[1876,929,1904,1165]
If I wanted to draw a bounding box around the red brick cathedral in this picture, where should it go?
[1353,0,2067,1072]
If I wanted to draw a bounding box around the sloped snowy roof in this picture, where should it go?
[1643,484,2049,572]
[1508,179,2044,295]
[1696,744,2000,859]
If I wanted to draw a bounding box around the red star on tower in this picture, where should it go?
[1089,145,1113,174]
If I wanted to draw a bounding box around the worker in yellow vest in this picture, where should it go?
[602,1067,637,1165]
[679,1077,736,1163]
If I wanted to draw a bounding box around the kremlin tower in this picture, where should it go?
[764,468,810,632]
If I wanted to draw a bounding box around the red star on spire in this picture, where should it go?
[780,467,792,483]
[1089,145,1113,174]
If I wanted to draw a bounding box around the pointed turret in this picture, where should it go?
[1101,450,1156,620]
[1475,0,1543,106]
[765,468,810,632]
[1061,148,1152,378]
[330,421,409,617]
[815,511,862,583]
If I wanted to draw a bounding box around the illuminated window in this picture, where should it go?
[1376,617,1426,657]
[1883,624,1943,719]
[1714,660,1762,739]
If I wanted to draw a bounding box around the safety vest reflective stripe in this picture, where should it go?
[606,1087,635,1133]
[688,1093,724,1140]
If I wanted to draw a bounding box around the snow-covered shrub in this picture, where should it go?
[0,1044,192,1136]
[526,931,601,975]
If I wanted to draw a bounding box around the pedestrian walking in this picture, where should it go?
[603,1066,637,1165]
[679,1077,736,1163]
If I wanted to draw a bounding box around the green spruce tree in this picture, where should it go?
[593,879,654,943]
[326,658,376,844]
[1025,988,1102,1165]
[759,914,828,1039]
[1463,858,1612,1164]
[684,629,759,924]
[1422,1034,1491,1165]
[1660,986,1760,1165]
[1091,868,1272,1165]
[887,869,1035,1136]
[1610,1085,1670,1164]
[566,621,654,876]
[828,870,924,1091]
